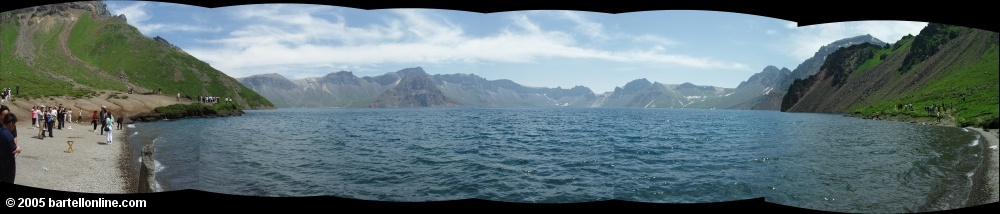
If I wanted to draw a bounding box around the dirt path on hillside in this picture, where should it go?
[56,9,123,89]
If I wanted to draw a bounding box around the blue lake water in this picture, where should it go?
[126,107,983,212]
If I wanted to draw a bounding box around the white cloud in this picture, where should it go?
[766,29,777,35]
[186,8,753,78]
[142,24,221,33]
[113,2,152,23]
[632,34,677,46]
[784,21,927,61]
[108,2,221,35]
[510,14,542,34]
[558,11,608,40]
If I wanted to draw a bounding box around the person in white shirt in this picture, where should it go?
[35,108,42,128]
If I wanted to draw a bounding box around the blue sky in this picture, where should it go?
[106,1,927,94]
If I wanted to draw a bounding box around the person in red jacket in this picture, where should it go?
[92,110,99,131]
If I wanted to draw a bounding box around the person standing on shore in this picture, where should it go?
[57,107,64,130]
[91,110,98,131]
[78,110,82,124]
[37,106,46,139]
[31,106,37,128]
[67,108,73,124]
[35,107,42,128]
[116,114,124,130]
[47,107,55,138]
[105,114,114,145]
[1,106,18,155]
[99,106,107,135]
[0,105,19,184]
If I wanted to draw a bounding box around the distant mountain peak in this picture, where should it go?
[620,78,653,92]
[819,35,887,56]
[397,67,427,76]
[257,73,287,79]
[329,71,355,76]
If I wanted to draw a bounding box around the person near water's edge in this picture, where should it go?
[105,115,114,145]
[117,114,124,130]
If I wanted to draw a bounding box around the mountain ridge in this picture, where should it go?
[782,23,998,127]
[238,68,735,109]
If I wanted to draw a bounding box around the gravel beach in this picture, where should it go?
[5,91,188,194]
[11,117,133,193]
[966,127,1000,207]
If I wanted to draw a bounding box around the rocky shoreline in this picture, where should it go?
[966,127,1000,208]
[128,103,245,122]
[845,113,999,209]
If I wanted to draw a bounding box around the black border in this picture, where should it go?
[2,0,998,212]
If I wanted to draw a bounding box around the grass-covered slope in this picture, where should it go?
[0,3,273,109]
[782,23,998,127]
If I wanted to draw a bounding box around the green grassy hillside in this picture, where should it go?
[1,13,98,99]
[0,7,273,109]
[853,43,998,126]
[850,25,998,127]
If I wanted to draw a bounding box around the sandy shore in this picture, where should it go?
[966,127,999,207]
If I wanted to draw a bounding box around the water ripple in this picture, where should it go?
[128,108,983,212]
